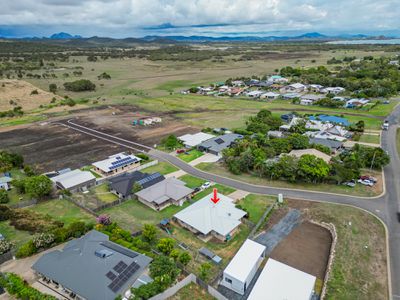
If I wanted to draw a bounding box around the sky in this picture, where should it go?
[1,0,400,38]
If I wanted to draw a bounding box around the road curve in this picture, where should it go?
[57,113,400,299]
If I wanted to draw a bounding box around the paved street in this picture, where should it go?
[61,111,400,298]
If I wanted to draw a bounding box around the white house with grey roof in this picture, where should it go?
[178,132,215,148]
[173,191,247,241]
[32,230,152,300]
[92,153,141,177]
[50,169,96,192]
[197,133,243,156]
[135,177,193,211]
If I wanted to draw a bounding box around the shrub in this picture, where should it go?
[0,240,13,255]
[10,210,63,233]
[0,189,9,204]
[30,89,39,95]
[178,251,192,266]
[64,79,96,92]
[96,214,111,225]
[66,221,87,238]
[0,205,12,221]
[0,273,57,299]
[136,153,149,161]
[156,238,175,255]
[32,233,55,249]
[16,240,37,258]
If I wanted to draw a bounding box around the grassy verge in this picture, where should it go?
[306,202,388,300]
[177,149,204,163]
[236,194,275,224]
[196,162,382,197]
[27,199,95,225]
[359,133,381,144]
[0,115,47,127]
[141,161,179,175]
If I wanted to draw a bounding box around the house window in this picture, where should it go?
[225,278,232,284]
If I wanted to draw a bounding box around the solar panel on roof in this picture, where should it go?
[106,271,117,281]
[108,261,141,293]
[113,261,128,273]
[215,138,225,145]
[137,173,162,185]
[101,241,139,258]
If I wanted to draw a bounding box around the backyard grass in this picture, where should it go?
[92,184,119,203]
[0,221,32,248]
[307,202,388,300]
[177,149,204,163]
[168,282,215,300]
[28,199,95,225]
[196,162,383,197]
[236,194,276,224]
[358,133,381,144]
[5,169,30,205]
[141,161,179,175]
[178,174,206,189]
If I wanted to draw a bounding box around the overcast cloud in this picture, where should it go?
[1,0,399,37]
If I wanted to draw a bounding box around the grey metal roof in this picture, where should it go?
[109,171,165,197]
[135,178,193,205]
[32,230,152,300]
[197,133,243,154]
[309,137,343,150]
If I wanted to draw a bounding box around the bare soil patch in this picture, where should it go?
[270,221,331,279]
[0,79,61,111]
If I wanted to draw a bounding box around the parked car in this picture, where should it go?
[193,187,201,193]
[382,120,389,130]
[360,175,377,183]
[176,149,185,154]
[357,179,374,186]
[201,182,211,189]
[343,180,356,187]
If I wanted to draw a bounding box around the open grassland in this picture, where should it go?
[197,162,383,197]
[27,199,95,225]
[304,201,388,300]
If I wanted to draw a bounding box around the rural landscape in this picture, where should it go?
[1,1,400,300]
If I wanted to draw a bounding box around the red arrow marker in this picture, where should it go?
[211,188,220,204]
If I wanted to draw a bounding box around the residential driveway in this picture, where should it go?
[164,169,187,179]
[188,153,220,166]
[0,244,65,284]
[254,209,302,255]
[227,190,249,201]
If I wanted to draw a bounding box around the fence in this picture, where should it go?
[62,195,98,217]
[249,203,275,238]
[148,273,228,300]
[92,197,131,212]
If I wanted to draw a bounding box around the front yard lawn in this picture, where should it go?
[178,174,206,189]
[236,194,276,224]
[141,161,179,175]
[358,133,380,144]
[177,149,204,163]
[27,199,95,225]
[192,184,236,201]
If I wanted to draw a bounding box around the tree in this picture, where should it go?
[178,251,192,266]
[24,175,52,199]
[288,133,309,149]
[142,224,157,242]
[149,255,180,283]
[161,135,181,150]
[156,238,175,255]
[297,154,330,183]
[0,189,9,204]
[198,262,212,281]
[63,79,96,92]
[49,83,57,93]
[169,249,180,261]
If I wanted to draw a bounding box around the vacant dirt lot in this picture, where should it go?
[0,79,61,111]
[270,221,331,279]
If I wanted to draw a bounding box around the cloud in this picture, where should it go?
[0,0,399,37]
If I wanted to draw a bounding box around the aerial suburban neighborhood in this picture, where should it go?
[1,1,400,300]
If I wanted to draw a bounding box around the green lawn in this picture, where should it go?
[178,174,206,189]
[92,184,118,203]
[236,194,276,223]
[177,149,204,162]
[358,133,381,144]
[192,184,236,201]
[0,221,32,248]
[141,161,179,175]
[0,115,47,127]
[5,169,30,205]
[196,162,382,197]
[28,199,95,225]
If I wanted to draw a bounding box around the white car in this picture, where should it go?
[201,182,211,190]
[357,179,374,186]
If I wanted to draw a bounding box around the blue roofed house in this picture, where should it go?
[309,115,350,127]
[32,230,152,300]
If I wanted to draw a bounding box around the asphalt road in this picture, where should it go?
[59,113,400,299]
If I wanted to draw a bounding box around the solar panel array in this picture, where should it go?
[108,261,140,293]
[106,271,117,281]
[100,241,139,258]
[113,261,128,273]
[110,156,137,170]
[215,138,225,145]
[137,173,162,186]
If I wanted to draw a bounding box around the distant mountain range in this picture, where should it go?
[0,31,393,46]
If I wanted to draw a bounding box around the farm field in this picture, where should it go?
[196,162,383,197]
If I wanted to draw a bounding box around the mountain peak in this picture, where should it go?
[50,32,82,39]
